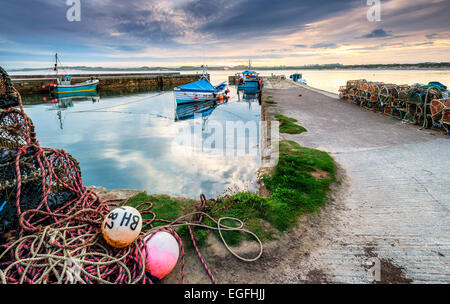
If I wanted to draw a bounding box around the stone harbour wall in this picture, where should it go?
[11,73,205,95]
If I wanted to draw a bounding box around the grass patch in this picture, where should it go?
[125,193,191,225]
[125,141,336,246]
[264,100,277,105]
[261,140,336,230]
[275,115,307,134]
[208,140,336,243]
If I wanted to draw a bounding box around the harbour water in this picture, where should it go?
[15,69,450,198]
[21,86,262,199]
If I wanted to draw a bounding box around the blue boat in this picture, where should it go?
[236,62,262,92]
[49,53,99,96]
[174,66,228,104]
[51,75,99,96]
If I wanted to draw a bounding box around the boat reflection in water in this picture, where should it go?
[237,87,262,109]
[175,99,227,131]
[49,91,100,129]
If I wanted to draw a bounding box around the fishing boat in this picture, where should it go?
[174,66,228,105]
[237,61,262,93]
[290,73,307,85]
[48,53,99,96]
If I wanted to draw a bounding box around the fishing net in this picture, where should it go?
[0,108,37,150]
[0,67,19,109]
[430,99,450,133]
[0,146,84,234]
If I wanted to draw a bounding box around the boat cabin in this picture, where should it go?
[290,73,303,82]
[56,75,72,86]
[242,70,259,81]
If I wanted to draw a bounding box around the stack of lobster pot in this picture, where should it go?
[0,67,78,237]
[430,98,450,135]
[339,79,448,134]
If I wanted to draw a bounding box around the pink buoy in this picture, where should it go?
[144,231,179,280]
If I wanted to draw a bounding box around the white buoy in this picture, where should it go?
[144,231,179,280]
[101,206,142,248]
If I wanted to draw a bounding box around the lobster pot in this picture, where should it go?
[0,108,37,149]
[430,99,450,126]
[406,86,442,105]
[0,147,79,234]
[0,67,19,109]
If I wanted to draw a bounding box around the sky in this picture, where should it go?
[0,0,449,69]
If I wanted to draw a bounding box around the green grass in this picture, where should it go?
[207,140,336,243]
[275,115,307,134]
[264,100,278,105]
[125,141,336,246]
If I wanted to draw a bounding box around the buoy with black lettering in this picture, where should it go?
[101,206,142,248]
[143,231,180,280]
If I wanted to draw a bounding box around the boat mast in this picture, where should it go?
[201,64,208,80]
[54,53,58,75]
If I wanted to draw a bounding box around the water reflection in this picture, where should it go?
[48,92,100,129]
[237,89,262,112]
[175,100,220,121]
[22,88,261,198]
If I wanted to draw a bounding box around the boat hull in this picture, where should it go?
[174,78,228,104]
[51,80,99,95]
[174,89,227,104]
[174,91,217,104]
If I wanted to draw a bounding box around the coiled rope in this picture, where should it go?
[0,199,263,284]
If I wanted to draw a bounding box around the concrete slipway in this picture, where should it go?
[260,79,449,283]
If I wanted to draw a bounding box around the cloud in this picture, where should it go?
[426,33,439,39]
[1,0,449,68]
[310,43,338,49]
[360,28,392,38]
[415,42,434,46]
[191,0,361,38]
[355,28,410,40]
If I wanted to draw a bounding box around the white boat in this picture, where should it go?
[174,66,228,104]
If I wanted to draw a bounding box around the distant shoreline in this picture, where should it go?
[7,63,450,73]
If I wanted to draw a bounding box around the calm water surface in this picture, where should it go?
[22,84,262,199]
[16,69,450,197]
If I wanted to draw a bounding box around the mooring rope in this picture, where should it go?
[71,92,168,113]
